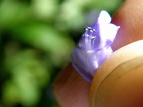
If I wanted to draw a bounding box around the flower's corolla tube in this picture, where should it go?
[71,10,120,82]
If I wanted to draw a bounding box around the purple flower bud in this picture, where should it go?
[71,10,120,82]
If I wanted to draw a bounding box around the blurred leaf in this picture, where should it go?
[3,49,50,106]
[14,71,40,107]
[2,81,20,106]
[0,0,29,29]
[12,23,75,66]
[57,1,85,30]
[5,49,50,86]
[31,0,58,19]
[90,0,123,13]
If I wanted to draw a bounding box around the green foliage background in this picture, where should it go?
[0,0,124,107]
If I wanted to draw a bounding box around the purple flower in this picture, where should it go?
[71,10,120,82]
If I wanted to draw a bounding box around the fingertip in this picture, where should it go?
[90,40,143,107]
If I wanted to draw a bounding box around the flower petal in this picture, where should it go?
[71,10,120,82]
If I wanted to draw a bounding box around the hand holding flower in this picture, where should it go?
[54,0,143,107]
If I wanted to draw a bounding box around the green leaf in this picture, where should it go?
[12,23,75,66]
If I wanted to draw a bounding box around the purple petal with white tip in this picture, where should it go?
[71,10,120,82]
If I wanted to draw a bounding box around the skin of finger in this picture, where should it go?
[53,63,90,107]
[112,0,143,50]
[53,0,143,106]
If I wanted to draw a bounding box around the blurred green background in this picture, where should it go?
[0,0,124,107]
